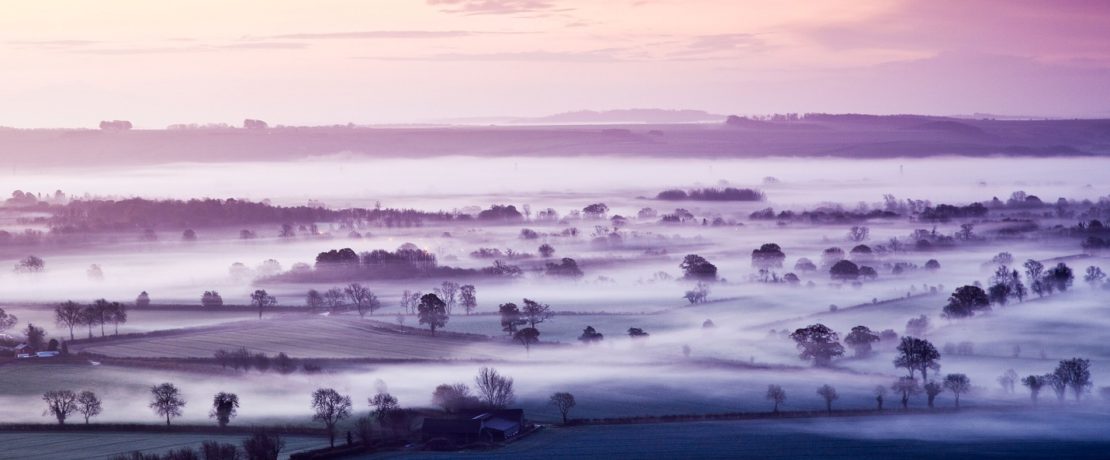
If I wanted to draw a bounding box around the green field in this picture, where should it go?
[0,431,326,460]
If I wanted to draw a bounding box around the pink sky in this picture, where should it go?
[2,0,1110,127]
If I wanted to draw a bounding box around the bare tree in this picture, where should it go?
[107,302,127,335]
[766,384,786,413]
[438,281,460,315]
[817,384,838,414]
[42,390,78,425]
[242,430,285,459]
[345,283,380,318]
[305,289,325,310]
[150,383,186,426]
[549,392,576,424]
[432,383,479,413]
[55,301,83,340]
[894,337,940,381]
[1055,358,1092,401]
[211,392,239,428]
[874,385,887,410]
[459,284,477,315]
[943,373,971,408]
[312,388,352,447]
[76,390,102,424]
[475,367,515,409]
[323,288,346,311]
[369,392,400,435]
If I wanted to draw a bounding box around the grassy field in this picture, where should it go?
[70,316,507,359]
[365,409,1110,459]
[0,431,326,460]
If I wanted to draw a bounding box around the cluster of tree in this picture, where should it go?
[680,254,718,280]
[918,202,989,221]
[656,187,765,202]
[305,283,381,317]
[13,255,45,273]
[109,432,284,460]
[41,390,101,424]
[476,205,524,221]
[213,348,297,374]
[55,299,128,339]
[305,245,520,281]
[749,207,899,223]
[46,198,456,233]
[1021,358,1093,403]
[684,282,711,304]
[498,299,552,352]
[544,257,583,277]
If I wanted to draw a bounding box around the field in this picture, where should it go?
[0,431,326,460]
[365,410,1110,459]
[69,315,506,359]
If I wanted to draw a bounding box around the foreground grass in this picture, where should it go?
[0,431,326,460]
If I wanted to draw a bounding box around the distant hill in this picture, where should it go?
[0,114,1106,167]
[520,109,726,124]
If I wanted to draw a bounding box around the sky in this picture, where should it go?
[2,0,1110,128]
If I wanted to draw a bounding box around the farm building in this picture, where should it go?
[422,409,525,444]
[14,344,33,358]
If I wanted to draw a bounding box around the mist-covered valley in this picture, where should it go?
[1,153,1108,458]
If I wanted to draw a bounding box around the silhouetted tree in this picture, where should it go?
[369,392,400,430]
[829,260,860,281]
[766,384,786,413]
[323,288,345,310]
[15,255,45,273]
[751,243,786,269]
[925,259,941,271]
[1085,266,1106,288]
[76,390,102,424]
[684,282,710,304]
[24,323,46,351]
[311,388,352,447]
[817,385,838,414]
[942,285,990,318]
[459,285,477,315]
[250,290,277,319]
[499,302,524,335]
[521,298,552,328]
[924,381,943,408]
[1022,375,1046,404]
[182,229,197,241]
[627,327,649,338]
[211,392,239,428]
[538,243,555,258]
[438,281,460,315]
[680,254,718,280]
[794,258,817,272]
[894,337,940,381]
[344,283,379,318]
[905,315,929,337]
[305,289,325,310]
[1054,358,1092,401]
[242,430,285,460]
[42,390,78,425]
[150,383,186,426]
[55,301,83,340]
[844,325,880,357]
[514,327,540,353]
[135,291,151,308]
[202,291,225,307]
[943,374,971,408]
[997,369,1018,393]
[549,392,576,424]
[475,367,514,409]
[417,293,448,334]
[790,324,845,366]
[578,326,604,343]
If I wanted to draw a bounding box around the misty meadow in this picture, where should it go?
[3,1,1110,459]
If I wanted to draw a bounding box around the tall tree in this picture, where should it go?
[499,303,524,335]
[894,337,941,381]
[345,283,379,318]
[76,391,102,424]
[311,388,352,447]
[1054,358,1092,401]
[942,285,991,318]
[943,374,971,408]
[521,298,552,328]
[438,281,460,315]
[514,327,540,353]
[55,301,83,340]
[417,293,448,334]
[459,285,477,315]
[250,290,277,319]
[107,302,127,335]
[150,383,186,426]
[924,381,943,408]
[789,324,845,366]
[1022,375,1046,404]
[79,305,98,339]
[211,392,240,428]
[549,392,576,424]
[305,289,325,310]
[475,367,514,409]
[891,377,921,409]
[817,384,838,414]
[42,390,78,425]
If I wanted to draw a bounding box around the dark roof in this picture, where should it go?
[422,418,481,435]
[461,409,524,421]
